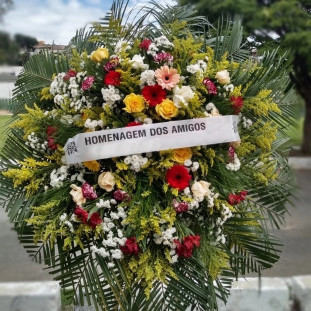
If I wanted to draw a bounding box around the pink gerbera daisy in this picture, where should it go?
[154,66,180,90]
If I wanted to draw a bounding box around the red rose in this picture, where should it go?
[230,96,243,114]
[166,165,191,191]
[64,69,77,80]
[89,212,102,228]
[104,70,121,86]
[203,78,217,95]
[139,39,152,50]
[126,121,143,127]
[120,237,140,256]
[74,207,89,224]
[141,84,166,107]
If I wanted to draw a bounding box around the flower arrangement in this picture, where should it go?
[0,6,294,310]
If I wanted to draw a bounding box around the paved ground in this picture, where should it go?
[0,169,310,282]
[263,169,311,277]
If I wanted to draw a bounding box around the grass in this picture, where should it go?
[0,115,12,151]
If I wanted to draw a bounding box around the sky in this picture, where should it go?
[1,0,175,45]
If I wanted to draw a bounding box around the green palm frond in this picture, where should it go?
[0,1,297,310]
[67,27,99,54]
[206,18,250,62]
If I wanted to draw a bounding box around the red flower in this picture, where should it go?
[46,126,57,150]
[64,69,77,80]
[174,235,200,258]
[139,39,152,50]
[228,190,248,205]
[82,182,97,200]
[89,212,102,228]
[104,70,121,86]
[126,121,143,127]
[203,78,217,95]
[81,76,95,91]
[47,137,57,150]
[120,237,140,256]
[166,165,191,191]
[74,207,89,224]
[239,190,248,200]
[230,96,243,114]
[141,84,167,107]
[46,126,57,137]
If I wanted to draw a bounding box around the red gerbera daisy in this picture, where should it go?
[166,165,191,190]
[141,84,166,107]
[104,70,121,86]
[230,96,244,114]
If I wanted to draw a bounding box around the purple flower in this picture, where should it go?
[113,190,124,202]
[81,76,95,91]
[154,52,174,64]
[173,200,189,213]
[203,78,217,95]
[82,182,97,200]
[228,146,235,159]
[113,190,131,202]
[103,58,119,72]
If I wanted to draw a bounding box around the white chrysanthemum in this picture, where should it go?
[154,35,174,49]
[101,85,122,106]
[140,70,156,86]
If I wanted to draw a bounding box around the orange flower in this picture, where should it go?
[154,66,180,90]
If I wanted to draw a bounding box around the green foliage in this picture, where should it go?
[0,1,296,310]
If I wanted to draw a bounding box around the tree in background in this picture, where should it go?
[0,0,13,20]
[0,32,38,65]
[180,0,311,154]
[0,31,19,65]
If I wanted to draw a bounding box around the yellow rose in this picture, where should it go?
[90,48,109,62]
[98,172,115,192]
[123,93,145,113]
[70,184,86,206]
[173,148,193,163]
[155,99,178,120]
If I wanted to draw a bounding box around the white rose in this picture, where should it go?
[70,184,86,206]
[172,85,195,107]
[98,172,115,192]
[131,54,149,70]
[215,70,230,85]
[191,181,211,200]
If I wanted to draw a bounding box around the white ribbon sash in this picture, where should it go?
[64,116,240,164]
